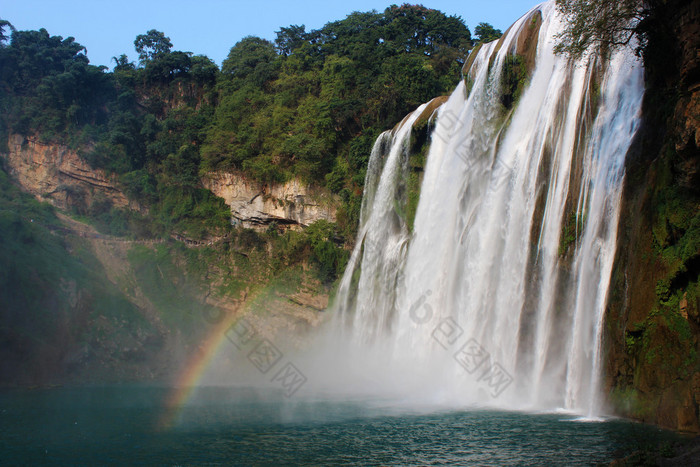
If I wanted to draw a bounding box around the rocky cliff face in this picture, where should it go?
[605,0,700,433]
[1,134,338,231]
[673,0,700,163]
[2,134,134,212]
[203,172,338,230]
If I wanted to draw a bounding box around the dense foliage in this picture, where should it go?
[0,21,229,238]
[0,25,112,147]
[0,5,486,278]
[202,5,472,235]
[1,6,476,242]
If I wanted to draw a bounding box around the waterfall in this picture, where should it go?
[328,1,644,415]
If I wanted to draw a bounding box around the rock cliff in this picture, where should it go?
[2,134,339,231]
[202,172,338,230]
[605,0,700,433]
[2,134,133,211]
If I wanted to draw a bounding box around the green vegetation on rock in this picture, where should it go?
[600,0,700,432]
[0,7,484,243]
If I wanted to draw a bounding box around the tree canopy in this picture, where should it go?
[134,29,173,64]
[0,5,481,239]
[0,24,112,143]
[204,4,471,183]
[474,22,503,43]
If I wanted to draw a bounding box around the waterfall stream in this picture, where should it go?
[326,1,644,416]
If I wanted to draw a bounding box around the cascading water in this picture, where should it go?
[327,1,644,416]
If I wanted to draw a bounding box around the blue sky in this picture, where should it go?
[2,0,543,69]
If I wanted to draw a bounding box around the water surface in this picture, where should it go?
[0,386,673,465]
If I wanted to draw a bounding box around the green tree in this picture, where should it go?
[134,29,173,64]
[474,22,502,43]
[189,55,218,85]
[275,24,307,55]
[221,36,278,85]
[1,28,89,93]
[383,4,471,56]
[0,28,112,138]
[144,50,192,83]
[112,53,135,72]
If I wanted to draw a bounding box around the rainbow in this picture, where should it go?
[158,308,242,430]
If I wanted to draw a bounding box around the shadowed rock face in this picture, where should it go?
[674,0,700,167]
[604,0,700,434]
[2,134,136,212]
[202,172,338,230]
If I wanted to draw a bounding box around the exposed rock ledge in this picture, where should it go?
[1,135,337,230]
[202,172,338,230]
[2,134,134,211]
